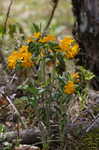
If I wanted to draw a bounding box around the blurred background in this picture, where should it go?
[0,0,74,52]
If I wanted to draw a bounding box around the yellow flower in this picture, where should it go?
[64,81,75,94]
[59,37,79,59]
[7,57,16,69]
[7,45,33,69]
[71,72,80,79]
[7,51,19,69]
[71,72,80,82]
[26,32,41,43]
[59,37,74,50]
[32,32,41,39]
[39,35,56,43]
[62,37,74,44]
[20,51,33,67]
[65,46,79,58]
[19,45,28,53]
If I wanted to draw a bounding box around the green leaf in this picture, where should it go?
[17,84,38,94]
[31,23,41,33]
[8,24,16,38]
[30,97,37,107]
[20,96,29,101]
[79,66,95,80]
[0,25,4,36]
[37,87,45,94]
[57,76,65,86]
[48,42,59,50]
[28,41,41,56]
[0,124,6,133]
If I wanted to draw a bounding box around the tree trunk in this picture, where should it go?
[71,0,99,90]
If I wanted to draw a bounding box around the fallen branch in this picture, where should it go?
[0,128,41,145]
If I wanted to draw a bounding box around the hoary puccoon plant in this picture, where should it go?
[7,25,95,149]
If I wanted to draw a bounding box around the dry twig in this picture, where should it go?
[86,114,99,132]
[43,0,59,33]
[0,0,14,69]
[6,96,27,129]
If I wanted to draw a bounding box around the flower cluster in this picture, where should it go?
[7,32,80,72]
[59,37,79,59]
[64,72,80,95]
[7,45,33,69]
[64,81,75,95]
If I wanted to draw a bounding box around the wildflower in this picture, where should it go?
[18,45,33,67]
[20,51,33,67]
[26,32,41,43]
[64,81,75,94]
[60,37,74,50]
[64,49,75,59]
[32,32,41,39]
[19,45,28,53]
[7,45,33,69]
[59,37,79,59]
[39,35,56,43]
[65,46,79,58]
[71,72,80,80]
[71,72,80,82]
[7,51,19,69]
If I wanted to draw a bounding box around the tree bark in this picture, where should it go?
[71,0,99,90]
